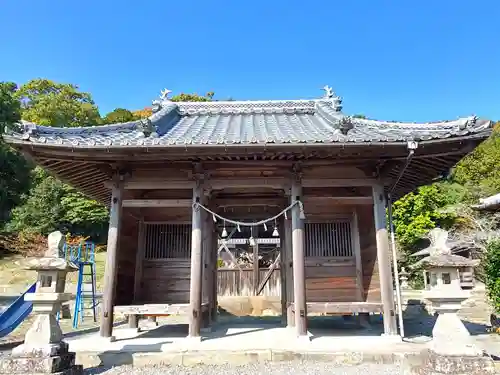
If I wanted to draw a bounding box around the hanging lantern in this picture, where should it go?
[249,236,256,247]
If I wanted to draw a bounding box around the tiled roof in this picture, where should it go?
[472,193,500,211]
[3,94,493,148]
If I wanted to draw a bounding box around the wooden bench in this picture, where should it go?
[115,303,211,329]
[288,301,383,325]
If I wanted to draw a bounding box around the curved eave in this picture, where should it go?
[2,128,492,151]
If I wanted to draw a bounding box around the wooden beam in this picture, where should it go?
[257,253,281,296]
[188,182,204,338]
[291,179,308,339]
[123,180,196,190]
[302,178,381,188]
[99,180,123,338]
[209,178,287,190]
[122,199,192,208]
[304,196,373,205]
[291,302,383,314]
[372,184,398,335]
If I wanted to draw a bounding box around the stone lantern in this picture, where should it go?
[408,228,494,375]
[399,267,410,290]
[0,231,82,375]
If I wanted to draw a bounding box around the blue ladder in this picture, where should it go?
[62,242,99,329]
[73,259,98,329]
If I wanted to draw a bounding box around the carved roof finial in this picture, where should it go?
[322,85,334,99]
[160,88,172,100]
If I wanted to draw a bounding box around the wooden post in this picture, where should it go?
[351,209,363,302]
[284,211,294,328]
[372,184,397,335]
[133,220,145,302]
[188,182,204,338]
[99,180,123,338]
[279,215,287,325]
[252,226,259,295]
[211,227,218,322]
[291,180,308,338]
[203,199,214,324]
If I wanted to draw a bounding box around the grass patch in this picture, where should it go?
[0,251,107,292]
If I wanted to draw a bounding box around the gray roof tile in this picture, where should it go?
[3,96,493,148]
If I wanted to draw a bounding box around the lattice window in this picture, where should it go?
[305,221,353,257]
[144,223,191,259]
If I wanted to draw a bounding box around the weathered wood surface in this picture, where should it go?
[115,302,209,315]
[217,268,281,297]
[290,301,383,314]
[140,259,191,303]
[100,181,122,338]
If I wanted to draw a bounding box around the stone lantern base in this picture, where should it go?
[406,349,495,375]
[0,340,82,375]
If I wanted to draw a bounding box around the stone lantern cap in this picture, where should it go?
[21,231,78,272]
[411,228,479,270]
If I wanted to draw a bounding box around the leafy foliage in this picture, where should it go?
[0,82,21,132]
[102,108,137,124]
[484,240,500,313]
[15,79,100,127]
[391,183,460,254]
[0,82,32,226]
[132,107,153,119]
[171,92,214,102]
[453,125,500,195]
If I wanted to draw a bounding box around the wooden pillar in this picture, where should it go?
[211,228,218,322]
[279,215,287,325]
[188,182,204,338]
[203,199,215,324]
[351,209,363,302]
[252,227,259,295]
[291,180,307,338]
[284,212,294,328]
[372,184,397,335]
[99,180,123,338]
[133,220,145,302]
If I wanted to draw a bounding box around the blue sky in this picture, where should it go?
[1,1,499,122]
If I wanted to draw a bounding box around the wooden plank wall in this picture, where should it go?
[356,205,381,302]
[217,268,281,297]
[115,213,139,305]
[140,259,191,303]
[305,257,357,302]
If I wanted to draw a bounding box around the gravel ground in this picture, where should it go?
[84,362,404,375]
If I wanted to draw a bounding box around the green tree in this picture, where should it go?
[0,82,32,226]
[391,183,461,254]
[484,240,500,313]
[102,108,137,124]
[6,79,107,239]
[6,172,66,235]
[15,79,101,127]
[452,124,500,196]
[171,92,214,102]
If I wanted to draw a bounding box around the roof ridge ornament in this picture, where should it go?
[160,88,172,100]
[322,85,334,99]
[152,88,173,113]
[321,85,343,112]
